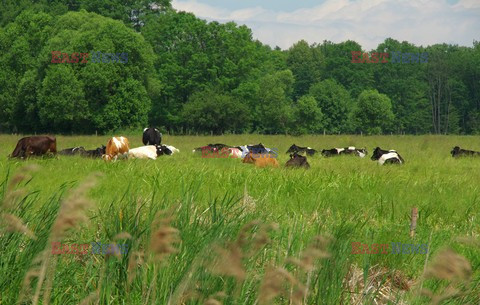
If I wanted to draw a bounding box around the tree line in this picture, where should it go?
[0,0,479,135]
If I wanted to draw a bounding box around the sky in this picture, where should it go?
[171,0,480,50]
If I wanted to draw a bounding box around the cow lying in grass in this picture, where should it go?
[286,144,317,156]
[103,136,130,161]
[451,146,480,158]
[370,147,404,165]
[242,152,279,168]
[59,146,86,156]
[128,145,172,160]
[285,153,310,169]
[322,147,367,158]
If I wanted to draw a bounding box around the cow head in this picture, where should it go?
[286,144,299,154]
[451,146,461,157]
[356,148,367,158]
[371,147,383,160]
[156,145,172,156]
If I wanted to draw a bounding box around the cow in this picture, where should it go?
[10,136,57,158]
[193,143,230,153]
[321,147,367,158]
[343,147,367,158]
[128,145,172,160]
[228,147,243,158]
[242,152,279,168]
[82,145,106,158]
[164,145,179,154]
[371,147,405,165]
[103,137,130,161]
[142,127,162,146]
[285,153,310,169]
[59,146,86,156]
[451,146,480,158]
[286,144,317,156]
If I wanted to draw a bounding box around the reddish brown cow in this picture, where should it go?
[10,136,57,158]
[242,152,279,168]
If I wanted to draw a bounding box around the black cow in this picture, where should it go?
[142,127,162,145]
[286,144,317,156]
[59,146,86,156]
[285,153,310,169]
[371,147,404,165]
[82,145,106,158]
[451,146,480,158]
[10,136,57,158]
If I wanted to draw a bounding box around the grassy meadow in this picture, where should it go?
[0,133,479,304]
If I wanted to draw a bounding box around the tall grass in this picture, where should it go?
[0,134,479,304]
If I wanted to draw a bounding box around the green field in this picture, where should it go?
[1,134,479,305]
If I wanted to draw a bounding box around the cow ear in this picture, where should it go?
[143,128,148,132]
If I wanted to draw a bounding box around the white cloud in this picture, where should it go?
[171,0,480,50]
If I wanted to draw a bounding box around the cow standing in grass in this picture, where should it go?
[10,136,57,158]
[103,137,130,161]
[370,147,404,165]
[142,128,162,145]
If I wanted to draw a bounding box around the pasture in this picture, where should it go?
[0,134,479,305]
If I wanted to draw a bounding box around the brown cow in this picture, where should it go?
[285,153,310,169]
[242,152,279,168]
[102,136,130,161]
[10,136,57,158]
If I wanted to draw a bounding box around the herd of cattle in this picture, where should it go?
[7,127,480,168]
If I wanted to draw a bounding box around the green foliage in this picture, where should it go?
[0,10,154,133]
[182,89,250,134]
[309,79,352,133]
[353,89,395,135]
[0,3,480,134]
[293,95,324,134]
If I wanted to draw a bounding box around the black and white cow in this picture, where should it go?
[59,146,86,156]
[128,145,172,159]
[451,146,480,158]
[321,147,367,158]
[370,147,404,165]
[142,127,162,146]
[286,144,317,156]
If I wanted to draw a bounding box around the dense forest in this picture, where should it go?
[0,0,479,135]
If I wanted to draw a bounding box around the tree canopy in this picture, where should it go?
[1,1,479,135]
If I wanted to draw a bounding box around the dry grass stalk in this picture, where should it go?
[0,165,39,239]
[287,235,331,272]
[420,248,472,304]
[2,213,36,239]
[258,265,305,305]
[149,211,180,261]
[207,221,277,283]
[204,291,226,305]
[424,248,471,282]
[127,251,145,285]
[342,264,411,305]
[28,174,100,305]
